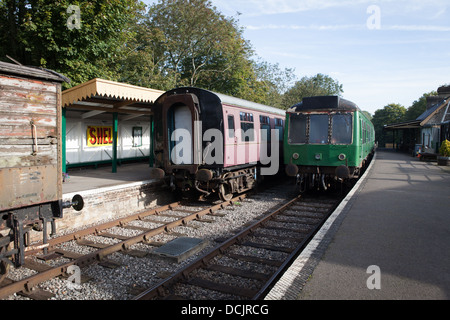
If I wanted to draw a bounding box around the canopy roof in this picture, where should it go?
[62,78,164,117]
[384,97,450,130]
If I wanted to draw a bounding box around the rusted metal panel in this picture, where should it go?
[0,165,59,211]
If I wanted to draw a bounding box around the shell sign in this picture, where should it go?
[87,126,115,147]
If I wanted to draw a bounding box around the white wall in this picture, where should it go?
[65,117,151,166]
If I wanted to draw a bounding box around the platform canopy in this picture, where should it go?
[62,78,164,118]
[383,120,421,130]
[61,78,164,173]
[384,97,450,131]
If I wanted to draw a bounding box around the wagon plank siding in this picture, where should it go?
[0,72,62,210]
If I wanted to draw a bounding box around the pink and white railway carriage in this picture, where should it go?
[150,87,285,200]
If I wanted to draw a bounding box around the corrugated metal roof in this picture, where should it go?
[62,78,164,107]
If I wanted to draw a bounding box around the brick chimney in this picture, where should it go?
[437,85,450,98]
[425,85,450,109]
[426,96,442,109]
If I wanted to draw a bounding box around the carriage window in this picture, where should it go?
[274,118,284,141]
[309,114,329,144]
[240,112,254,142]
[331,114,352,144]
[288,114,307,144]
[260,115,270,125]
[227,115,235,138]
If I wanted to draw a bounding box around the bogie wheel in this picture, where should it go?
[219,183,233,201]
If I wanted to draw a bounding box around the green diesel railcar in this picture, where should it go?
[284,96,375,191]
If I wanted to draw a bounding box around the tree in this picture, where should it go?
[0,0,144,88]
[141,0,254,93]
[372,103,406,147]
[404,91,437,121]
[281,73,343,109]
[252,59,296,109]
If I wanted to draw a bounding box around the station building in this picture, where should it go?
[384,85,450,156]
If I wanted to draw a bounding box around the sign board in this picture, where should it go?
[87,126,115,147]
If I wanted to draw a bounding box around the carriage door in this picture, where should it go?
[225,114,236,166]
[260,115,271,159]
[169,104,193,165]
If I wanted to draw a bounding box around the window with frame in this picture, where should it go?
[227,115,235,139]
[260,115,270,125]
[309,114,329,144]
[288,114,307,144]
[331,114,352,144]
[132,126,143,147]
[240,112,254,142]
[274,118,284,141]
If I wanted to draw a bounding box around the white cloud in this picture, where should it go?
[213,0,450,19]
[233,0,373,16]
[386,25,450,32]
[246,23,450,32]
[246,24,363,31]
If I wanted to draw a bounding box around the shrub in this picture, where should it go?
[439,139,450,157]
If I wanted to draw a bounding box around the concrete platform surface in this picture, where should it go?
[63,162,155,194]
[268,150,450,300]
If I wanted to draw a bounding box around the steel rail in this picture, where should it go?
[24,201,182,256]
[0,194,247,300]
[134,194,309,300]
[252,197,341,299]
[134,194,342,300]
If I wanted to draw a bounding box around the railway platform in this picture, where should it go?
[266,149,450,300]
[55,162,174,237]
[62,162,155,194]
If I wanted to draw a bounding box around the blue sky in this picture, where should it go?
[143,0,450,115]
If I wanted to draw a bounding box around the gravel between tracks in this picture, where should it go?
[4,182,298,300]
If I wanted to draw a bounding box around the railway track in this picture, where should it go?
[0,195,248,300]
[134,194,340,300]
[0,182,342,300]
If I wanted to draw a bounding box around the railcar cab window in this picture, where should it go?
[331,113,352,144]
[288,114,307,144]
[309,114,329,144]
[289,113,353,145]
[240,112,254,142]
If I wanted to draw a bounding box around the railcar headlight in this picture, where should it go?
[338,153,346,161]
[292,153,299,160]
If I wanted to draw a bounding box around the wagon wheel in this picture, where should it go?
[0,235,12,284]
[218,183,233,201]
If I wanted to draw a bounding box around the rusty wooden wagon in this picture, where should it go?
[0,61,82,282]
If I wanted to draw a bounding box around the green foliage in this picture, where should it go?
[0,0,339,109]
[404,91,437,121]
[139,0,251,91]
[281,73,344,109]
[0,0,145,88]
[371,103,407,147]
[119,0,295,107]
[440,140,450,157]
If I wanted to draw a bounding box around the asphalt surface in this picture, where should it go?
[296,150,450,299]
